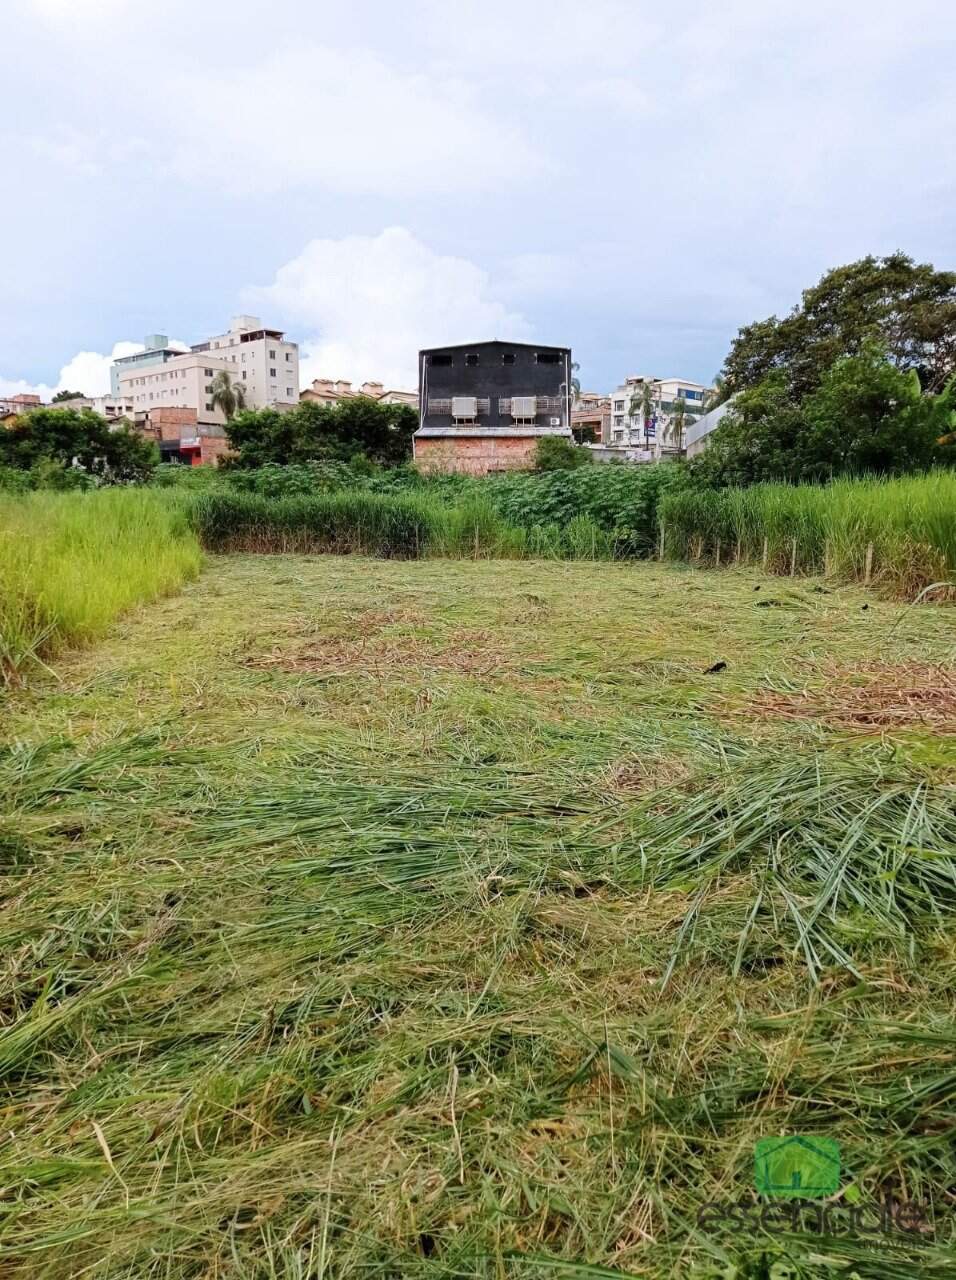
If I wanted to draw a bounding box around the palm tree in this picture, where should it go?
[667,396,687,449]
[209,370,247,420]
[703,375,731,413]
[628,380,658,443]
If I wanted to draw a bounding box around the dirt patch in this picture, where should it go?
[601,755,692,794]
[243,634,510,679]
[742,662,956,732]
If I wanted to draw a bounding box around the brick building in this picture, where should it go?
[414,340,573,474]
[135,407,231,466]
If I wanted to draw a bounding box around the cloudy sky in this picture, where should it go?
[2,0,955,398]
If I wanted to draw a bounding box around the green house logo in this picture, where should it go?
[754,1137,841,1198]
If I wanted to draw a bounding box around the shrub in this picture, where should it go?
[534,436,592,471]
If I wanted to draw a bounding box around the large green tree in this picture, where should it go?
[693,344,954,486]
[722,254,956,398]
[0,407,157,482]
[225,397,418,468]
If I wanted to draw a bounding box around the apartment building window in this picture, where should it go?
[269,349,276,359]
[285,352,292,362]
[430,354,452,366]
[204,368,213,377]
[502,353,516,365]
[205,384,214,393]
[614,400,625,411]
[269,367,277,377]
[535,351,562,364]
[286,387,294,398]
[464,352,479,366]
[205,402,213,411]
[242,371,247,380]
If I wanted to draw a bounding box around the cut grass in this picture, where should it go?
[0,557,954,1277]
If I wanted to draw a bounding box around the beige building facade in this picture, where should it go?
[191,316,299,409]
[118,353,235,426]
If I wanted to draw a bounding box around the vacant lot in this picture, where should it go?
[1,557,954,1278]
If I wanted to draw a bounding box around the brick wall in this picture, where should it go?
[415,435,539,475]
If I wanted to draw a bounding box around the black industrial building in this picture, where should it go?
[417,340,573,432]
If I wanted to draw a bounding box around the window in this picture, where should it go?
[205,383,214,393]
[286,387,294,397]
[269,349,276,359]
[205,402,214,411]
[464,352,479,366]
[269,367,277,377]
[285,352,292,362]
[430,353,453,366]
[502,353,516,365]
[614,400,625,411]
[535,351,561,364]
[204,368,213,377]
[242,371,247,380]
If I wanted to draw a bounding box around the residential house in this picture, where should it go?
[414,340,573,474]
[48,394,135,422]
[0,393,43,416]
[571,391,610,443]
[300,378,418,408]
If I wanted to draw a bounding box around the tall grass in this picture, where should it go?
[190,489,614,561]
[0,489,202,683]
[660,471,956,594]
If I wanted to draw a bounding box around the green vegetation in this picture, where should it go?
[660,470,956,595]
[1,555,954,1277]
[226,395,418,467]
[694,344,955,487]
[208,369,247,420]
[0,406,158,486]
[534,435,592,471]
[0,489,201,683]
[722,253,956,398]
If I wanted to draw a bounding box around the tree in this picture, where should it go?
[225,397,418,468]
[209,371,247,421]
[702,375,731,412]
[691,344,952,487]
[52,389,85,403]
[534,436,591,471]
[629,381,658,443]
[569,361,581,398]
[0,407,157,483]
[666,397,687,449]
[721,254,956,399]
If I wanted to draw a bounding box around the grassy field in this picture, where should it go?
[0,490,202,685]
[1,554,954,1277]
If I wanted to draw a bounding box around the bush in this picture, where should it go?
[534,436,592,471]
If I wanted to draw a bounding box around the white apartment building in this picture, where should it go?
[51,394,136,422]
[608,374,711,455]
[190,315,299,409]
[117,353,236,426]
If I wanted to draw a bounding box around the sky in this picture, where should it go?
[2,0,955,398]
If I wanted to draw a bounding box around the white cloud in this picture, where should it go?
[247,227,532,388]
[166,46,545,195]
[0,339,188,401]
